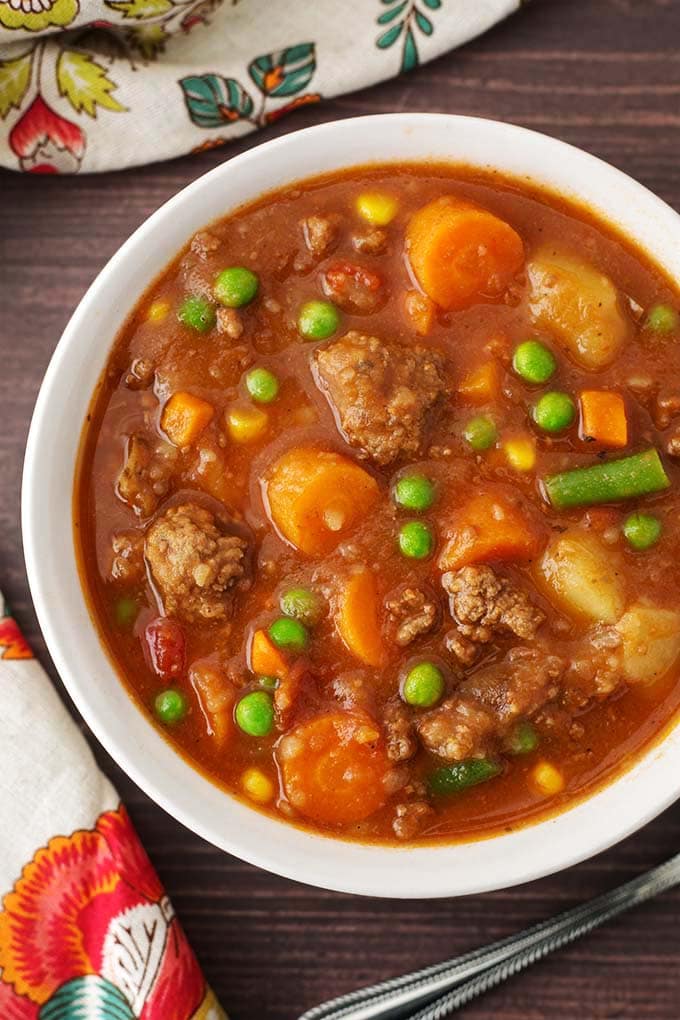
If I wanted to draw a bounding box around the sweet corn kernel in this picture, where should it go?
[146,300,170,323]
[226,405,268,442]
[241,767,275,804]
[355,191,399,226]
[504,435,536,472]
[531,761,565,796]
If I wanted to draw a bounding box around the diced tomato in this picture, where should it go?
[144,617,186,681]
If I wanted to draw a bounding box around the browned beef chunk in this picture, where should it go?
[352,228,388,255]
[116,434,177,518]
[444,565,544,649]
[313,331,446,465]
[216,307,244,340]
[321,262,386,314]
[301,214,340,258]
[384,700,418,762]
[190,230,221,259]
[417,648,563,761]
[110,530,145,585]
[385,585,439,646]
[145,502,247,622]
[392,801,434,840]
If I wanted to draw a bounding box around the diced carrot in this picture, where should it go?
[579,390,628,448]
[276,711,389,825]
[336,568,385,668]
[404,289,436,336]
[264,446,380,556]
[457,361,501,404]
[250,629,289,680]
[161,391,214,447]
[438,488,548,570]
[406,196,524,311]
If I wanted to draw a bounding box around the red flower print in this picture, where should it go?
[9,96,85,174]
[0,806,208,1018]
[0,615,33,661]
[264,92,320,124]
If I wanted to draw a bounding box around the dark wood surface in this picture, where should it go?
[3,1,680,1016]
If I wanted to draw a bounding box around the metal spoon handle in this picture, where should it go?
[300,852,680,1020]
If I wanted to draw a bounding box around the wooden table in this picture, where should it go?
[3,1,680,1016]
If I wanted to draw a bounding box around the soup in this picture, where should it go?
[75,164,680,844]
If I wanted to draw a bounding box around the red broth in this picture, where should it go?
[75,164,680,844]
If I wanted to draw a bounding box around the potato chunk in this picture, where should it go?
[537,531,625,624]
[616,605,680,683]
[527,249,630,370]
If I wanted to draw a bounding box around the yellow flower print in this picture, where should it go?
[0,0,79,34]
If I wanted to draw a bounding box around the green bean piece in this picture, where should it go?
[544,449,670,510]
[428,758,502,797]
[506,721,539,755]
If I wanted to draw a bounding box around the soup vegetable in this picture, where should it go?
[76,165,680,844]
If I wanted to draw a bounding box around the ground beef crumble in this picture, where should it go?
[385,585,439,646]
[145,502,247,622]
[313,330,446,465]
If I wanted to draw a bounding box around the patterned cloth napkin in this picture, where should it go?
[0,0,519,173]
[0,589,225,1019]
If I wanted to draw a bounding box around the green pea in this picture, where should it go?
[154,689,187,725]
[393,474,435,512]
[245,367,279,404]
[398,520,434,560]
[214,266,259,308]
[532,391,576,433]
[114,596,138,629]
[258,675,278,690]
[279,586,321,626]
[512,340,557,384]
[178,296,216,333]
[297,300,340,340]
[506,720,539,755]
[268,616,309,651]
[235,690,274,737]
[402,662,445,708]
[623,511,662,550]
[645,303,679,334]
[463,415,497,452]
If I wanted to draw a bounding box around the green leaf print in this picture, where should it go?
[180,74,254,128]
[374,0,442,72]
[248,43,316,98]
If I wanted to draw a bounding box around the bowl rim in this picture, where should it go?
[22,112,680,898]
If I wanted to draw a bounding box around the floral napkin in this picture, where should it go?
[0,589,225,1019]
[0,0,520,173]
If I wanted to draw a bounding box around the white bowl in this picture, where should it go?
[23,114,680,898]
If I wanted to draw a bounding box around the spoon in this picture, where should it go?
[299,850,680,1020]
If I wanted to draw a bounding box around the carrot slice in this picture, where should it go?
[161,391,214,447]
[457,361,501,404]
[250,629,288,680]
[406,196,524,311]
[438,489,547,570]
[336,568,385,667]
[264,446,380,556]
[277,711,389,825]
[579,390,628,448]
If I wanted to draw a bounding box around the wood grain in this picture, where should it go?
[3,1,680,1016]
